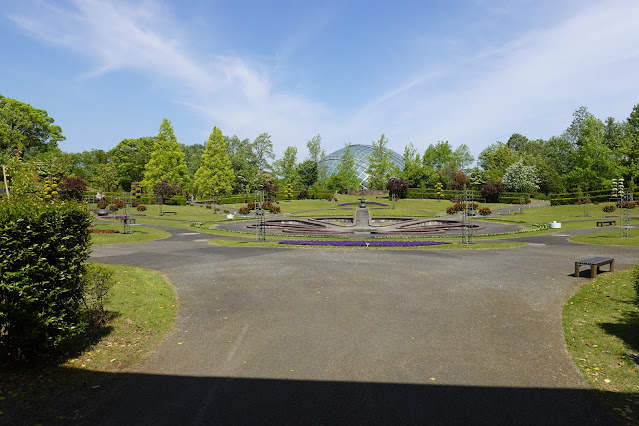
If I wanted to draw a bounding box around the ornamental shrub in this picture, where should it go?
[59,176,87,201]
[239,206,251,215]
[602,205,616,213]
[0,199,92,360]
[481,182,504,203]
[136,204,147,211]
[478,207,492,216]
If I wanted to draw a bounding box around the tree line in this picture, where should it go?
[2,92,638,199]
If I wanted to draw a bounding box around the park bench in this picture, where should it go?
[574,257,614,278]
[120,217,135,224]
[596,220,616,227]
[162,211,177,216]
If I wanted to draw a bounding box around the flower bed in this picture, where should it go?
[279,240,447,247]
[89,229,120,234]
[337,202,389,207]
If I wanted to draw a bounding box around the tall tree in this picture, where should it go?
[72,149,109,183]
[366,134,392,190]
[452,144,475,171]
[0,94,65,157]
[423,141,454,171]
[109,137,155,191]
[328,144,358,191]
[193,127,235,198]
[306,134,324,163]
[181,143,206,179]
[477,142,519,181]
[274,146,299,186]
[252,132,275,173]
[226,135,259,194]
[141,119,191,194]
[297,159,318,189]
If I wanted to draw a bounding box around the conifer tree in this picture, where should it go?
[142,118,191,195]
[193,126,235,197]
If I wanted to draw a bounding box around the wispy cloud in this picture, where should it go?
[9,0,329,153]
[339,0,639,154]
[6,0,639,159]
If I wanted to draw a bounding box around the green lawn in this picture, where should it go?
[570,229,639,246]
[0,265,177,424]
[90,221,172,245]
[563,269,639,424]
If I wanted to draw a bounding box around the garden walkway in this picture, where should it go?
[84,226,638,424]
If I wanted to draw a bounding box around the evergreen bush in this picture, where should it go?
[0,199,92,360]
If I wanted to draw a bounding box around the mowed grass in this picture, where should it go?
[563,269,639,424]
[0,265,177,424]
[90,221,172,245]
[570,229,639,246]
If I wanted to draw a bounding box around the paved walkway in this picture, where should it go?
[83,225,638,424]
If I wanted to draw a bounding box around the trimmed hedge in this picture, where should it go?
[0,200,93,360]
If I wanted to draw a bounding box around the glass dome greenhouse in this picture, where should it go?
[319,144,405,188]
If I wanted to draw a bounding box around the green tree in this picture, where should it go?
[32,148,76,179]
[478,142,519,181]
[109,137,155,191]
[0,94,65,157]
[72,149,109,183]
[297,159,318,189]
[366,134,392,190]
[226,135,260,194]
[91,162,119,192]
[181,143,205,178]
[252,132,275,173]
[274,146,299,186]
[328,144,358,191]
[141,119,191,194]
[193,127,235,197]
[423,141,454,171]
[452,144,474,171]
[306,134,324,163]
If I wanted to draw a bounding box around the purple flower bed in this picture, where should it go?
[279,240,447,247]
[337,202,389,207]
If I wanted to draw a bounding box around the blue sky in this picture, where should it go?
[1,0,638,161]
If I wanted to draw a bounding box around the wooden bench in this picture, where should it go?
[575,257,614,278]
[596,220,616,227]
[162,211,177,216]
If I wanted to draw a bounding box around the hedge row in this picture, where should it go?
[550,192,638,206]
[0,199,93,360]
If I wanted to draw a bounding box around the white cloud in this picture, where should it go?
[341,0,639,156]
[7,0,639,159]
[9,0,330,155]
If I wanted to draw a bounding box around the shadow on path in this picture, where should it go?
[83,371,618,425]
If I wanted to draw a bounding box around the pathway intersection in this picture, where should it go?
[85,217,637,424]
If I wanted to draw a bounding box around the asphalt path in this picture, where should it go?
[83,226,639,425]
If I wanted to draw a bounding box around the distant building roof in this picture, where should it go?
[319,144,404,187]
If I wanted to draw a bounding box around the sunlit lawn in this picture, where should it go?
[90,222,172,245]
[563,269,639,424]
[570,228,639,246]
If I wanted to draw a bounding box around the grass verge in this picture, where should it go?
[0,264,177,424]
[563,269,639,424]
[90,222,172,245]
[570,229,639,246]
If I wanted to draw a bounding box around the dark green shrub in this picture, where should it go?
[0,199,92,360]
